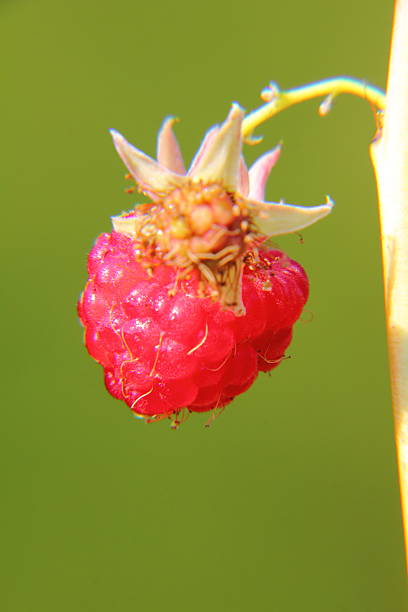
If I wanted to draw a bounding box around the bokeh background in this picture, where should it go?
[1,0,407,610]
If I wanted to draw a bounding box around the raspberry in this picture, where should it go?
[79,104,330,422]
[79,230,308,419]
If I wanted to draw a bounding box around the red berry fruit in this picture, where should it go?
[79,105,332,423]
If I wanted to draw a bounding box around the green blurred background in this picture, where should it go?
[1,0,407,610]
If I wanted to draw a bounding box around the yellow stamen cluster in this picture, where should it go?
[130,181,259,313]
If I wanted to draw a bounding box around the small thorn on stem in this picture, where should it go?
[319,94,334,116]
[260,82,280,102]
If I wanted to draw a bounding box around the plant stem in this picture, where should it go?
[241,1,408,571]
[242,77,385,141]
[370,0,408,572]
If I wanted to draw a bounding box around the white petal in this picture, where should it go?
[238,157,249,197]
[110,129,186,199]
[111,214,137,237]
[187,126,219,176]
[248,196,334,236]
[188,104,244,190]
[248,145,281,201]
[157,117,186,174]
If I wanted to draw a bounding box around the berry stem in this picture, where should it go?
[370,0,408,572]
[242,77,386,141]
[242,0,408,572]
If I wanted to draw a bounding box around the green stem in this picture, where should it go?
[242,77,386,140]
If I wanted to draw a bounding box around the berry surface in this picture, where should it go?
[78,231,309,420]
